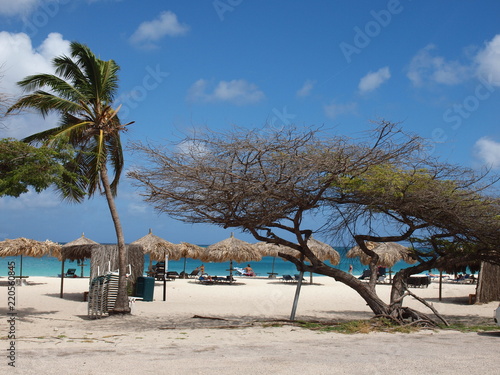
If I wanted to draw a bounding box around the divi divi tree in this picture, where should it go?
[129,121,500,324]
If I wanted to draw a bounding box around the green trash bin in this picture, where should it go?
[135,276,155,301]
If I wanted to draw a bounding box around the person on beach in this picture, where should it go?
[193,264,205,276]
[348,264,353,274]
[244,264,256,276]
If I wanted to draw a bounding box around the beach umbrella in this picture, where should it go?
[60,233,99,260]
[176,242,205,275]
[347,241,416,282]
[131,230,203,271]
[346,241,415,268]
[253,242,293,278]
[0,237,61,258]
[132,229,182,301]
[131,229,179,261]
[59,233,99,298]
[0,237,61,284]
[131,230,205,300]
[200,233,262,280]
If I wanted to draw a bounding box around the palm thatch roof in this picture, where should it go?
[254,242,289,257]
[131,230,205,262]
[255,237,340,265]
[200,233,262,263]
[304,237,340,265]
[346,241,415,267]
[131,229,180,260]
[0,237,61,258]
[60,233,99,261]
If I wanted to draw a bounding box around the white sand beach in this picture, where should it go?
[1,276,499,374]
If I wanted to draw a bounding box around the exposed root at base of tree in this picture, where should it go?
[374,311,438,328]
[386,285,450,327]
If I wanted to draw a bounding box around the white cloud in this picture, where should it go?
[0,0,40,17]
[323,101,357,119]
[296,79,315,97]
[187,79,265,105]
[358,67,391,94]
[0,189,60,210]
[0,31,70,138]
[407,44,470,86]
[474,137,500,169]
[475,34,500,87]
[129,11,189,48]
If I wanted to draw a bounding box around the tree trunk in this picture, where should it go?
[315,264,390,316]
[100,166,130,314]
[476,261,500,303]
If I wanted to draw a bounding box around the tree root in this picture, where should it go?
[404,288,449,326]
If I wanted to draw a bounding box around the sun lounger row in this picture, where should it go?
[198,275,236,284]
[280,274,305,282]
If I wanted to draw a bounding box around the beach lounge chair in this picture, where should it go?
[187,269,200,278]
[377,267,387,283]
[358,269,371,280]
[234,267,246,276]
[65,268,77,278]
[294,274,305,282]
[280,274,293,282]
[152,262,166,280]
[198,275,214,285]
[166,271,179,281]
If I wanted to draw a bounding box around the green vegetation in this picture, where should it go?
[0,138,84,199]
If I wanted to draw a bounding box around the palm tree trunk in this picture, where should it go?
[100,165,130,314]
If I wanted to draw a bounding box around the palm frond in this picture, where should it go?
[17,74,84,103]
[9,41,126,199]
[8,91,83,118]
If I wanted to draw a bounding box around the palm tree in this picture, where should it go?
[8,42,133,313]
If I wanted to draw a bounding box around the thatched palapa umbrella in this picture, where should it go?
[0,237,61,283]
[131,230,203,273]
[60,233,99,260]
[253,242,291,277]
[200,233,262,280]
[131,230,204,300]
[347,241,416,281]
[346,241,414,268]
[131,229,178,271]
[59,234,99,298]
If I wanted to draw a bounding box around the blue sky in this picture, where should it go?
[1,0,500,246]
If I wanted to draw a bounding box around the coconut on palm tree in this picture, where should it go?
[8,42,133,313]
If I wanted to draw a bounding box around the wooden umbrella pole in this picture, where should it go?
[60,258,65,298]
[19,255,23,282]
[163,252,168,301]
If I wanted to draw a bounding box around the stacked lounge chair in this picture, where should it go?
[88,272,119,319]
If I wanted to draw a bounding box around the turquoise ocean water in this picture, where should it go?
[0,247,414,278]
